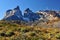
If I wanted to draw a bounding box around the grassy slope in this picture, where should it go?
[0,21,60,40]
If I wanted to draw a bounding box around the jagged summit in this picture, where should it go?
[3,6,60,22]
[3,6,23,20]
[25,8,30,11]
[24,8,33,13]
[23,8,40,22]
[14,6,20,10]
[6,9,12,13]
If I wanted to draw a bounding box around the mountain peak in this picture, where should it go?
[14,6,20,10]
[25,8,30,11]
[3,6,60,22]
[3,6,23,20]
[24,8,33,13]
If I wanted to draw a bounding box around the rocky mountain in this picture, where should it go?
[36,10,59,21]
[23,8,40,22]
[3,6,23,20]
[3,6,60,23]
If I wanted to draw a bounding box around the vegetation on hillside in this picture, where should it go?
[0,21,60,40]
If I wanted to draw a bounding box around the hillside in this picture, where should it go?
[1,6,60,40]
[0,21,60,40]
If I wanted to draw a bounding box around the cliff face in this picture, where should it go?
[24,8,40,22]
[3,6,60,22]
[3,6,23,20]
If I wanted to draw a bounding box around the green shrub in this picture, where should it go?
[56,33,60,39]
[30,32,36,36]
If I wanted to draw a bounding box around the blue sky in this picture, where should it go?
[0,0,60,20]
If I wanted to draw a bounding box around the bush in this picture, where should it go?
[21,28,29,33]
[56,33,60,39]
[6,32,15,37]
[30,32,36,36]
[0,32,6,37]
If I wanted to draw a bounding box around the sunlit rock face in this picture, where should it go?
[36,10,59,21]
[3,6,23,20]
[3,6,60,23]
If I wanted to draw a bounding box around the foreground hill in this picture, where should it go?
[0,21,60,40]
